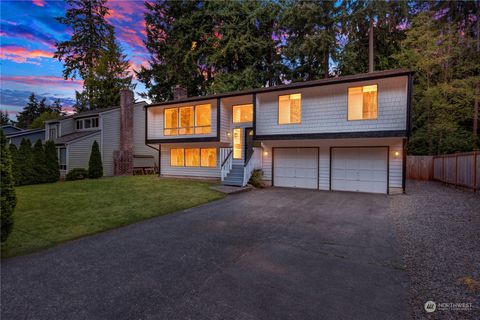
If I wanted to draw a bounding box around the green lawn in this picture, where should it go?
[1,176,224,258]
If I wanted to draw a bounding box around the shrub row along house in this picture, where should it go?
[146,69,413,194]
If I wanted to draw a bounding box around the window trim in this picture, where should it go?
[170,148,217,168]
[347,84,378,121]
[163,104,212,136]
[278,93,302,125]
[232,104,254,123]
[57,147,67,170]
[76,117,99,130]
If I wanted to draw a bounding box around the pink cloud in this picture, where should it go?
[1,75,83,89]
[32,0,45,7]
[116,24,145,50]
[0,45,53,64]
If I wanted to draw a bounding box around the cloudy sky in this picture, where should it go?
[0,0,149,118]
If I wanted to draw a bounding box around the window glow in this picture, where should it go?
[233,128,242,159]
[185,148,200,167]
[201,148,216,167]
[170,148,217,167]
[170,148,184,166]
[233,104,253,123]
[179,106,194,135]
[278,94,301,124]
[164,104,211,135]
[348,85,378,120]
[195,104,211,134]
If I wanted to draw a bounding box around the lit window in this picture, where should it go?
[278,93,301,124]
[348,85,377,120]
[201,148,216,167]
[164,108,179,136]
[195,104,211,134]
[233,128,242,159]
[185,148,200,167]
[233,104,253,123]
[179,106,194,135]
[170,148,184,166]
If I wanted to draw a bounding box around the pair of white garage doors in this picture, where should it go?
[273,147,388,194]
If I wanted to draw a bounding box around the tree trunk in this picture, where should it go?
[368,15,374,73]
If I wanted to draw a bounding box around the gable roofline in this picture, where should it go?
[5,128,45,138]
[1,125,23,131]
[146,69,414,108]
[53,130,101,145]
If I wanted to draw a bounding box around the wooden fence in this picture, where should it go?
[406,156,434,180]
[433,151,480,191]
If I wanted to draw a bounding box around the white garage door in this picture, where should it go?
[331,147,388,194]
[274,148,318,189]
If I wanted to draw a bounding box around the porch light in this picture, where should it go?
[394,151,400,157]
[227,131,231,137]
[263,151,268,156]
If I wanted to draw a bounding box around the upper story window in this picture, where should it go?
[76,117,99,130]
[49,126,58,140]
[278,93,301,124]
[233,104,253,123]
[348,85,378,120]
[164,104,211,136]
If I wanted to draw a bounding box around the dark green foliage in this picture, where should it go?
[8,144,19,185]
[17,139,34,186]
[88,140,103,178]
[248,169,265,188]
[65,168,89,181]
[0,110,11,126]
[16,93,63,129]
[1,130,16,242]
[44,141,60,183]
[32,139,47,184]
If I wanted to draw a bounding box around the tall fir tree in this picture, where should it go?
[16,93,39,129]
[17,138,34,185]
[54,0,111,109]
[88,140,103,178]
[9,144,20,186]
[44,140,60,183]
[32,139,47,184]
[0,110,11,126]
[0,130,16,242]
[87,26,134,108]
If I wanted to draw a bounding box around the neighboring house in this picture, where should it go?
[45,90,158,177]
[2,125,23,135]
[5,128,45,146]
[145,69,413,194]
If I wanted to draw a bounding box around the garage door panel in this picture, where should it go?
[274,148,318,189]
[331,147,388,194]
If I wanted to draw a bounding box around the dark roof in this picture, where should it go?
[6,128,44,138]
[147,69,414,108]
[1,125,23,134]
[53,101,148,121]
[54,130,100,145]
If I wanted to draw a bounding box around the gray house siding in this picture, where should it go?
[133,103,158,167]
[67,132,101,171]
[100,109,121,176]
[8,130,45,146]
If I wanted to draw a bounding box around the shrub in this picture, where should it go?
[17,138,34,185]
[88,140,103,179]
[32,139,47,184]
[248,169,265,188]
[1,130,16,242]
[65,168,89,181]
[9,143,19,185]
[44,140,60,183]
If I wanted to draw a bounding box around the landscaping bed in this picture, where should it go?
[1,176,224,258]
[390,181,480,319]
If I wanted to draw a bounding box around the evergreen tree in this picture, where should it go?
[54,0,111,108]
[0,130,16,242]
[17,93,40,129]
[30,111,61,129]
[17,138,34,185]
[9,143,20,186]
[32,139,47,184]
[281,0,338,81]
[87,26,134,108]
[88,140,103,178]
[44,140,60,183]
[0,110,11,126]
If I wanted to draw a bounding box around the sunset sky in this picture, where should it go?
[0,0,149,118]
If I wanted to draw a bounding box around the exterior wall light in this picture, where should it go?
[263,151,268,156]
[227,132,231,137]
[394,151,400,157]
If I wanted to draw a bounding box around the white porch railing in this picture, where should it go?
[220,147,233,181]
[242,147,262,186]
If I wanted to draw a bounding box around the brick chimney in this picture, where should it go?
[172,85,187,100]
[113,89,134,175]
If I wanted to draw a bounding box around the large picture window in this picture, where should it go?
[170,148,217,167]
[233,104,253,123]
[278,93,301,124]
[164,104,211,136]
[348,85,378,120]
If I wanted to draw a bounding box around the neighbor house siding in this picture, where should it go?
[101,110,120,176]
[68,132,101,171]
[261,138,403,192]
[133,103,158,164]
[160,144,220,178]
[60,118,75,136]
[256,76,408,136]
[147,99,218,140]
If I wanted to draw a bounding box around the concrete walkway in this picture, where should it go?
[1,188,409,320]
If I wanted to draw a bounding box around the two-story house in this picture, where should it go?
[145,69,413,194]
[45,90,158,177]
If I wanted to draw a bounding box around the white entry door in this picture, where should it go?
[331,147,388,194]
[274,148,318,189]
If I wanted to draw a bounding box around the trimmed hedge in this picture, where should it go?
[88,140,103,179]
[65,168,89,181]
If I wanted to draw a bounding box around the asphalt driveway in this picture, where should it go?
[1,188,409,320]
